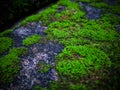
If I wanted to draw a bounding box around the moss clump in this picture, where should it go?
[46,20,118,46]
[9,47,28,56]
[22,34,41,46]
[0,47,28,84]
[37,61,52,73]
[56,46,111,78]
[53,45,111,89]
[0,53,20,84]
[0,29,13,37]
[0,37,13,54]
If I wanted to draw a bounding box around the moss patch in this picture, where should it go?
[46,19,119,46]
[0,53,20,84]
[0,29,13,37]
[22,34,41,46]
[56,45,111,78]
[0,37,13,54]
[9,47,28,56]
[0,47,28,84]
[47,46,111,89]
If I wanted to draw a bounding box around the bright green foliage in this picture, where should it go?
[0,37,13,54]
[0,47,28,84]
[38,61,52,73]
[80,20,118,41]
[0,29,13,37]
[51,45,111,89]
[56,46,111,78]
[21,15,40,26]
[46,20,118,46]
[22,34,41,46]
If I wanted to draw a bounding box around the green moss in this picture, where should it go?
[21,4,58,26]
[20,0,85,26]
[0,29,13,37]
[53,46,111,89]
[0,37,13,54]
[22,34,41,46]
[56,46,111,78]
[46,20,118,46]
[9,47,28,56]
[37,61,51,73]
[0,53,20,84]
[101,14,120,25]
[21,15,40,26]
[0,47,28,84]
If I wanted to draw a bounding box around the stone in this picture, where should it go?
[79,2,102,20]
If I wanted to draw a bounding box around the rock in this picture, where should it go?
[13,21,47,39]
[79,2,102,20]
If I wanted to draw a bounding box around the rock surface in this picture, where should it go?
[79,2,102,20]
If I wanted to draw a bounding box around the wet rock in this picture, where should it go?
[79,2,102,20]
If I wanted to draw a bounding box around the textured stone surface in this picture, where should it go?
[79,2,102,20]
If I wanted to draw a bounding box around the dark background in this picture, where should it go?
[0,0,58,32]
